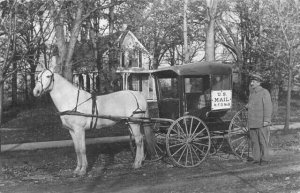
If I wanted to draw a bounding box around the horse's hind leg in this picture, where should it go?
[130,123,144,169]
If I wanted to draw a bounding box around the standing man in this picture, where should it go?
[247,73,273,165]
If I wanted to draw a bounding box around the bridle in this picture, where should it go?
[36,69,54,95]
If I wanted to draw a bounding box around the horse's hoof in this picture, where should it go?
[78,170,87,176]
[72,171,86,177]
[132,163,142,169]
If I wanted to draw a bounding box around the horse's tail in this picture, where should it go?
[143,108,157,158]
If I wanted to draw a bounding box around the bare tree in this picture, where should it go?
[0,0,18,125]
[183,0,189,63]
[205,0,219,61]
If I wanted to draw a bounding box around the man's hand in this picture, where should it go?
[263,122,269,127]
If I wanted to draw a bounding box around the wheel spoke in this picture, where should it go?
[174,144,188,163]
[192,141,210,148]
[190,120,201,137]
[175,122,186,137]
[185,145,190,166]
[230,135,246,143]
[169,141,186,148]
[191,143,206,155]
[183,118,189,136]
[233,139,246,152]
[171,142,187,157]
[190,144,202,162]
[188,117,194,137]
[239,140,249,157]
[190,127,207,141]
[188,144,194,166]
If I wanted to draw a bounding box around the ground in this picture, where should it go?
[2,131,300,193]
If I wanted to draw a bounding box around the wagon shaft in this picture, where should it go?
[58,110,174,124]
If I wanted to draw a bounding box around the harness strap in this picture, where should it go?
[89,93,99,130]
[74,89,80,112]
[128,91,146,117]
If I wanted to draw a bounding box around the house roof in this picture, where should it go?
[116,30,149,54]
[152,61,232,77]
[96,30,149,54]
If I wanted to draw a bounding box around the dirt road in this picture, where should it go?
[2,143,300,193]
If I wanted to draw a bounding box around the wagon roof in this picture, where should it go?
[153,61,232,76]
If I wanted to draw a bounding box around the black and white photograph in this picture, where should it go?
[1,0,300,192]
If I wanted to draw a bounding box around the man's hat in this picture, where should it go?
[250,73,264,82]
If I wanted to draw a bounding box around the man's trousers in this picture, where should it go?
[249,127,270,162]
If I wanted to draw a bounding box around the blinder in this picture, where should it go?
[36,69,54,95]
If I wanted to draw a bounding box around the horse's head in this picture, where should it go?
[33,69,54,97]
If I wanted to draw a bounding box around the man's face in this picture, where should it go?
[250,79,260,89]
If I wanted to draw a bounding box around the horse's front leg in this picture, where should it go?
[69,128,88,176]
[130,123,144,169]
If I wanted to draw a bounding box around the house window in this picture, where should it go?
[139,50,142,68]
[121,52,125,67]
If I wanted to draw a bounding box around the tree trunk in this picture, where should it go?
[270,84,279,118]
[30,64,37,102]
[64,1,83,82]
[54,10,67,76]
[205,20,215,61]
[0,79,3,126]
[284,49,293,130]
[53,1,83,82]
[11,61,17,106]
[183,0,189,64]
[205,0,218,61]
[153,50,160,69]
[284,62,292,130]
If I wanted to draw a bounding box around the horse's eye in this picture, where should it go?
[46,75,51,78]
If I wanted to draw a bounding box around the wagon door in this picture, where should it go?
[156,77,180,119]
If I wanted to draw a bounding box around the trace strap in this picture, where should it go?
[59,89,98,130]
[89,93,98,130]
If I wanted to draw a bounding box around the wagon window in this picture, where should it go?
[185,77,210,111]
[211,75,231,90]
[157,78,178,99]
[185,78,203,93]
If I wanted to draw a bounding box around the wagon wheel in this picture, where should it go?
[227,107,251,160]
[166,116,211,167]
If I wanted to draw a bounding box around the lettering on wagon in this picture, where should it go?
[211,90,232,110]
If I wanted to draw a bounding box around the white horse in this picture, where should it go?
[33,69,152,176]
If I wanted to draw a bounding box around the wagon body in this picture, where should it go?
[152,62,232,122]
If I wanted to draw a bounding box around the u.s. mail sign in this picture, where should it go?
[211,90,232,110]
